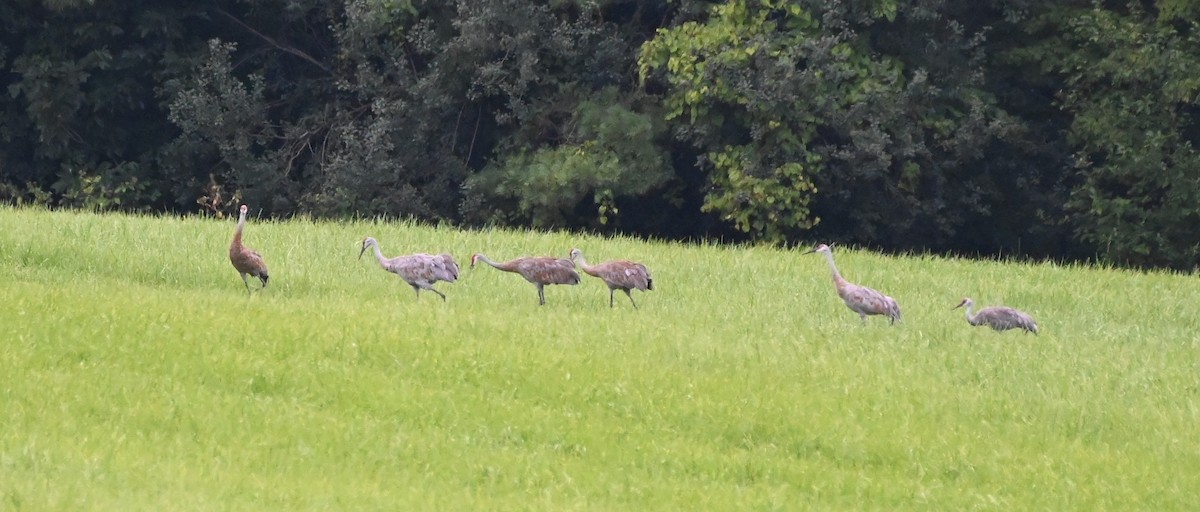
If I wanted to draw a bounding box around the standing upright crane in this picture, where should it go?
[569,248,653,309]
[470,253,580,305]
[953,298,1039,334]
[359,237,459,301]
[229,204,269,293]
[805,243,901,324]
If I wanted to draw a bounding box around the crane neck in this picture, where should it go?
[572,254,602,277]
[962,303,978,323]
[232,211,247,244]
[571,253,591,271]
[822,251,845,283]
[475,254,504,269]
[370,242,388,267]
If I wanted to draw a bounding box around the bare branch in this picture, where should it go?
[215,7,335,76]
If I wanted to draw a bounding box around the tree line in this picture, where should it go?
[2,0,1197,270]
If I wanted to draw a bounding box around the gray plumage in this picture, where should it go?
[805,243,901,325]
[954,298,1039,334]
[360,237,459,301]
[470,253,580,305]
[569,248,653,309]
[229,204,269,293]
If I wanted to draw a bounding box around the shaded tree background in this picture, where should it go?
[1,0,1196,269]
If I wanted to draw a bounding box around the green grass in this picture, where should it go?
[1,206,1198,510]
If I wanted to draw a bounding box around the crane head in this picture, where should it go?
[470,253,480,269]
[359,237,377,260]
[953,297,973,310]
[803,243,832,255]
[239,204,248,215]
[569,248,582,261]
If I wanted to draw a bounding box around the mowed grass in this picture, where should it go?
[1,206,1198,510]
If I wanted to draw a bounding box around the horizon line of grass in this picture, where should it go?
[1,205,1198,510]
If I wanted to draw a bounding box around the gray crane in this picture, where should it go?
[359,237,459,301]
[805,243,901,325]
[229,204,269,293]
[953,298,1039,334]
[470,253,579,305]
[569,248,653,309]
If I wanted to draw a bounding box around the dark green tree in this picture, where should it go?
[162,0,341,216]
[1,0,215,210]
[1021,1,1200,268]
[445,0,674,230]
[640,0,1026,250]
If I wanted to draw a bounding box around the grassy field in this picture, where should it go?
[1,206,1198,510]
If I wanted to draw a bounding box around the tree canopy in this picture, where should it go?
[1,0,1196,269]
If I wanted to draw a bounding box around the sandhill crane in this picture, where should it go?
[569,248,653,309]
[953,298,1039,334]
[359,237,459,301]
[229,204,269,293]
[470,253,580,305]
[805,243,901,325]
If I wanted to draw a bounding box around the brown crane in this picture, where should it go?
[805,243,901,325]
[569,248,653,309]
[229,204,269,293]
[470,253,580,305]
[359,236,459,301]
[953,298,1039,334]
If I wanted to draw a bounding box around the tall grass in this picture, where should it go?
[1,206,1197,510]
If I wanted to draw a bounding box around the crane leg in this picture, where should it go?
[429,287,447,301]
[240,273,252,294]
[625,289,638,310]
[609,289,615,308]
[537,284,546,306]
[410,284,421,299]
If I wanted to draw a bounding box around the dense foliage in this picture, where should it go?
[1,0,1197,269]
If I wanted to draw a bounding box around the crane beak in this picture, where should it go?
[358,245,367,260]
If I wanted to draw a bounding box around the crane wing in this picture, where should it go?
[440,254,460,281]
[840,285,897,317]
[979,307,1038,333]
[618,262,652,290]
[384,254,454,285]
[231,247,267,274]
[518,257,580,285]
